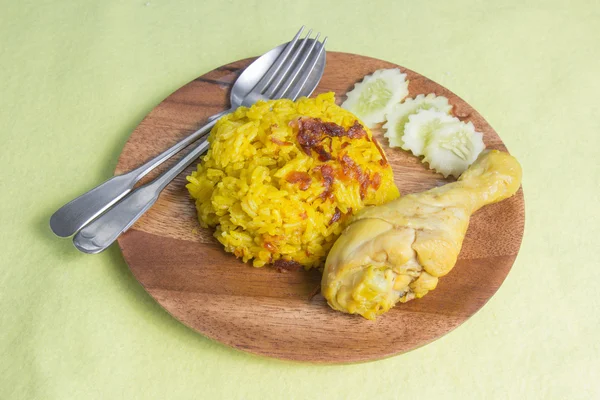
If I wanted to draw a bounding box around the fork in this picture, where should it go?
[71,30,327,253]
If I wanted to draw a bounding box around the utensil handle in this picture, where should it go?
[49,171,138,237]
[72,138,211,253]
[50,109,229,237]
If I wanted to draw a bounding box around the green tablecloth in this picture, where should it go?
[2,0,598,398]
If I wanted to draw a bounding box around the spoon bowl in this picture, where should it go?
[231,39,326,108]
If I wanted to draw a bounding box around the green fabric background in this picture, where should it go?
[1,0,599,398]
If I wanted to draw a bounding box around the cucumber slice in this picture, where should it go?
[341,69,408,128]
[383,94,452,148]
[402,109,458,156]
[422,121,485,178]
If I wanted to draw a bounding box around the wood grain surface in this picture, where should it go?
[116,52,525,363]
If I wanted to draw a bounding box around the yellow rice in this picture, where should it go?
[186,92,399,269]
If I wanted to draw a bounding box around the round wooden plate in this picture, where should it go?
[116,52,525,363]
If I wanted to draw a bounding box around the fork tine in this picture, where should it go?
[263,29,313,97]
[272,33,321,99]
[251,26,305,95]
[288,37,327,100]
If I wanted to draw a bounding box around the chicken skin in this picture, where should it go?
[322,150,522,319]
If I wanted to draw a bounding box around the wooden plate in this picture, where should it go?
[116,52,525,363]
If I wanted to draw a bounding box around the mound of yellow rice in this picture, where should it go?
[186,92,399,269]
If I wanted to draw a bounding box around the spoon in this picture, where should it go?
[50,27,326,238]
